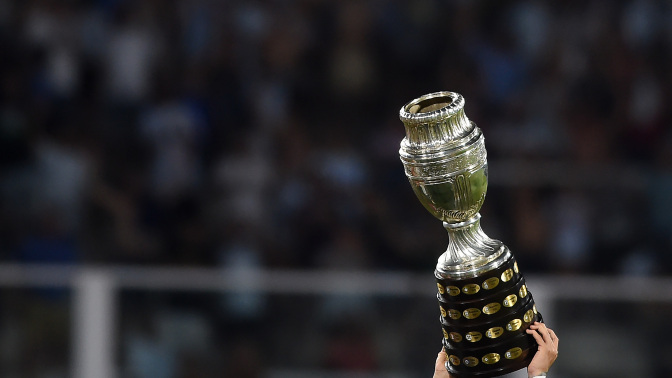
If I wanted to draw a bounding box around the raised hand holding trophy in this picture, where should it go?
[398,92,542,377]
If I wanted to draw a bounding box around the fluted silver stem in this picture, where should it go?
[436,215,508,279]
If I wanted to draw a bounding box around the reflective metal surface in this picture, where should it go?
[399,91,505,278]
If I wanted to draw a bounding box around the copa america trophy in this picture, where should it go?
[398,92,542,377]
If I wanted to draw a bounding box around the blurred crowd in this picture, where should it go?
[2,0,671,275]
[1,0,672,376]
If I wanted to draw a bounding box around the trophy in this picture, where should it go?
[398,92,542,377]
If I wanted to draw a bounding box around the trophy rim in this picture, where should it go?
[399,91,465,126]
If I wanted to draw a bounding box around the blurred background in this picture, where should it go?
[0,0,671,377]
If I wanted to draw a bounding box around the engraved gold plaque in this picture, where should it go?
[513,261,519,274]
[465,331,483,342]
[447,286,461,296]
[519,285,528,298]
[482,302,501,315]
[463,357,479,367]
[437,283,446,294]
[482,353,500,365]
[501,269,514,282]
[440,306,447,317]
[463,283,481,295]
[503,294,518,308]
[506,319,523,332]
[505,347,523,360]
[485,326,504,339]
[449,355,461,366]
[482,277,499,290]
[523,309,535,323]
[463,308,482,319]
[450,332,463,342]
[448,309,461,320]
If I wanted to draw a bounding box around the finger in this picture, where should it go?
[535,322,553,345]
[549,329,559,347]
[529,321,543,330]
[547,328,555,340]
[526,328,544,345]
[435,349,448,371]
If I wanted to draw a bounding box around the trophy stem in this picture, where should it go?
[436,214,507,280]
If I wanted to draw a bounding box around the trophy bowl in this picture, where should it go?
[399,92,541,377]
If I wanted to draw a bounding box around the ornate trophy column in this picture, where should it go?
[398,92,542,377]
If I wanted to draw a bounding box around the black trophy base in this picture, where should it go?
[442,325,541,377]
[445,348,533,377]
[436,254,543,377]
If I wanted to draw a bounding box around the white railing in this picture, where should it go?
[1,264,671,377]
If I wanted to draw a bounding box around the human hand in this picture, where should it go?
[526,321,559,377]
[433,349,455,378]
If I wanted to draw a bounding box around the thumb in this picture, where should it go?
[435,349,448,372]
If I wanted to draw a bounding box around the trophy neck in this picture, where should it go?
[436,214,508,279]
